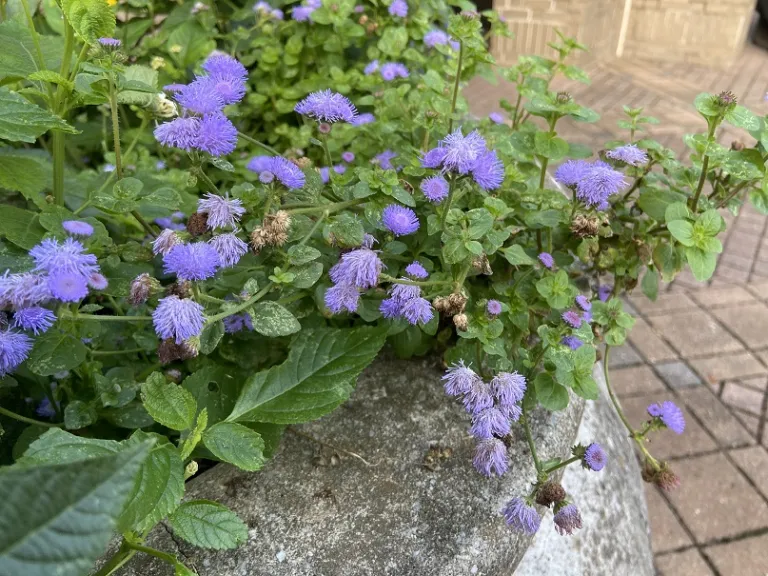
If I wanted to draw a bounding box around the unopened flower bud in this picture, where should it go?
[186,212,209,237]
[717,90,737,107]
[556,91,573,104]
[453,313,468,331]
[425,110,439,119]
[358,14,368,24]
[318,122,332,134]
[185,460,199,478]
[153,93,178,118]
[150,56,166,70]
[129,273,161,306]
[165,368,183,382]
[535,481,567,507]
[183,337,200,358]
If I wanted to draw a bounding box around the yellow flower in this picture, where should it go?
[107,0,118,5]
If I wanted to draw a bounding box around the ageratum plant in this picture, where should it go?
[0,0,765,573]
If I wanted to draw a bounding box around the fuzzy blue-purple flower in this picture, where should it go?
[538,252,554,269]
[584,442,607,471]
[295,90,357,123]
[442,361,480,396]
[647,401,686,434]
[553,504,582,536]
[561,335,584,350]
[62,220,94,237]
[152,296,205,344]
[198,193,246,229]
[0,329,33,377]
[382,204,419,236]
[154,117,200,151]
[329,248,383,289]
[405,261,428,279]
[388,0,407,17]
[12,307,56,335]
[473,438,509,477]
[163,242,221,281]
[324,283,360,313]
[209,233,248,268]
[195,113,237,157]
[606,144,648,166]
[471,407,510,439]
[420,175,449,203]
[503,498,541,535]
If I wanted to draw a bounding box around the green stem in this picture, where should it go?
[521,409,541,472]
[19,0,49,84]
[67,42,89,83]
[90,348,146,357]
[285,198,365,215]
[206,283,273,324]
[380,274,452,287]
[0,406,62,428]
[509,267,534,294]
[439,175,456,228]
[715,181,751,209]
[66,313,152,322]
[690,122,718,212]
[131,210,157,238]
[91,542,137,576]
[237,131,281,156]
[197,168,220,194]
[108,75,122,180]
[622,161,654,200]
[52,131,66,206]
[511,92,522,129]
[543,455,580,474]
[447,41,464,134]
[124,541,178,566]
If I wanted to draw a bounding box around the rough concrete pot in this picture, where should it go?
[113,356,652,576]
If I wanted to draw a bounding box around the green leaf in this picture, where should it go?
[641,268,659,301]
[466,208,494,240]
[664,202,690,223]
[140,372,197,431]
[442,235,470,264]
[0,148,52,203]
[378,27,408,56]
[685,247,717,282]
[555,346,598,400]
[0,205,46,251]
[637,189,687,222]
[202,422,265,471]
[725,105,760,131]
[117,65,158,106]
[291,262,324,289]
[93,177,142,213]
[667,220,695,247]
[0,87,76,143]
[182,366,239,425]
[533,131,569,160]
[166,22,216,68]
[28,70,73,92]
[61,0,116,44]
[142,187,182,210]
[0,441,151,576]
[696,209,722,237]
[250,301,301,337]
[502,244,535,265]
[180,408,208,460]
[287,245,321,266]
[0,21,62,80]
[199,321,224,355]
[168,500,247,550]
[536,270,577,309]
[64,400,98,430]
[20,429,120,464]
[534,372,569,411]
[694,93,719,118]
[229,326,387,424]
[26,330,88,376]
[118,431,184,533]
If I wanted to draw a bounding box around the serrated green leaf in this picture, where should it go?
[64,400,97,430]
[0,87,76,143]
[199,321,224,355]
[229,326,387,423]
[0,21,62,80]
[202,421,265,471]
[20,428,121,465]
[641,268,659,301]
[466,208,494,240]
[696,209,722,237]
[180,408,208,460]
[250,301,301,337]
[637,189,687,222]
[536,270,577,309]
[117,65,157,106]
[442,235,470,264]
[534,372,569,411]
[0,148,52,206]
[141,372,197,431]
[169,500,247,550]
[62,0,116,44]
[28,70,73,92]
[502,244,535,265]
[292,262,324,289]
[26,330,88,376]
[667,220,695,247]
[0,441,151,576]
[725,105,760,131]
[685,247,717,282]
[182,366,240,424]
[287,245,321,266]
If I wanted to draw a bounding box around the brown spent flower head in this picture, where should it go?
[264,211,292,235]
[358,14,368,24]
[446,292,468,315]
[158,339,198,364]
[642,460,681,492]
[460,10,478,19]
[570,214,600,238]
[433,296,448,313]
[731,140,745,151]
[535,481,567,507]
[453,313,469,331]
[129,273,160,306]
[165,281,191,299]
[472,254,492,275]
[186,212,209,237]
[293,157,312,169]
[250,227,268,254]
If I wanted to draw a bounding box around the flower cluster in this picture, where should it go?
[365,60,410,81]
[554,159,627,210]
[292,0,321,22]
[155,54,247,157]
[422,129,505,191]
[325,242,384,314]
[380,281,433,325]
[295,90,357,123]
[246,155,306,189]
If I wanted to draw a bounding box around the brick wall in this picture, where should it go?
[491,0,754,68]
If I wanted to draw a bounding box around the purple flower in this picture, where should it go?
[471,149,504,190]
[295,90,357,123]
[405,261,428,279]
[470,407,510,439]
[329,248,383,289]
[223,313,254,334]
[36,398,57,418]
[374,150,397,170]
[439,129,487,174]
[379,297,402,318]
[292,6,315,21]
[324,283,360,313]
[0,329,33,376]
[206,75,246,106]
[598,284,612,301]
[538,252,554,269]
[388,0,408,17]
[473,438,509,477]
[553,504,582,536]
[353,3,364,11]
[198,193,246,229]
[488,112,505,124]
[421,147,447,168]
[48,272,88,302]
[462,378,494,414]
[575,295,591,311]
[561,335,584,350]
[30,238,99,279]
[259,171,274,184]
[156,161,166,170]
[420,175,449,203]
[380,62,409,81]
[103,164,115,173]
[364,60,380,75]
[154,117,201,151]
[554,159,590,187]
[361,234,377,249]
[0,272,51,309]
[424,29,449,47]
[491,372,526,409]
[333,164,346,174]
[401,297,433,325]
[265,156,305,189]
[502,497,541,535]
[584,442,607,471]
[351,113,375,126]
[62,220,94,237]
[382,205,419,236]
[153,296,205,344]
[606,144,648,166]
[319,167,330,183]
[176,78,224,115]
[88,272,108,290]
[152,229,182,256]
[647,401,686,434]
[12,307,56,335]
[487,299,502,316]
[582,310,592,323]
[442,360,480,396]
[390,282,421,302]
[195,113,237,157]
[576,161,627,209]
[202,54,247,82]
[163,242,221,281]
[246,155,273,173]
[342,151,355,163]
[98,37,121,47]
[562,310,582,328]
[209,233,248,268]
[154,217,184,231]
[271,8,284,19]
[254,1,271,12]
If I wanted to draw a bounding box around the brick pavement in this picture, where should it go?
[466,37,768,576]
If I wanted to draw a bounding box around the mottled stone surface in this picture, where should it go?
[515,366,654,576]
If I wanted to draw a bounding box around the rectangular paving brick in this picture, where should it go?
[645,486,692,553]
[691,286,756,308]
[714,265,751,284]
[705,534,768,576]
[711,303,768,349]
[730,446,768,501]
[690,352,765,385]
[737,375,768,392]
[606,343,643,368]
[620,394,717,459]
[654,361,701,389]
[721,383,764,416]
[610,365,667,397]
[678,388,753,448]
[746,280,768,300]
[647,310,743,358]
[735,411,760,438]
[666,453,768,543]
[627,317,678,363]
[628,292,698,316]
[656,549,715,576]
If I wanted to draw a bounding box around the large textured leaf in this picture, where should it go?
[26,330,88,376]
[0,441,151,576]
[20,428,121,464]
[0,87,76,143]
[168,500,247,550]
[118,431,184,533]
[0,206,46,250]
[182,366,240,424]
[117,65,158,106]
[141,372,197,431]
[250,301,301,337]
[202,422,265,471]
[228,326,387,424]
[61,0,116,44]
[0,21,62,80]
[0,148,52,204]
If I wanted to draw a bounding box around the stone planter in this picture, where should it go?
[113,357,653,576]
